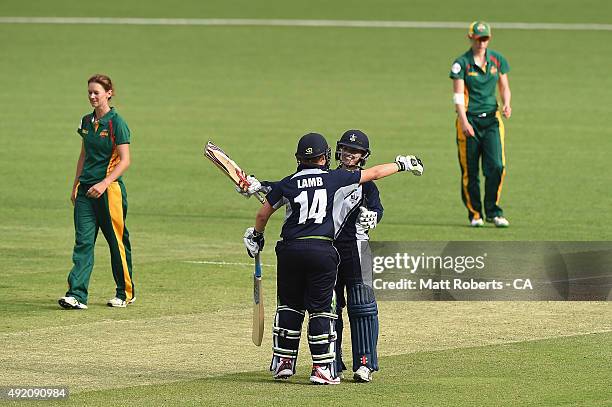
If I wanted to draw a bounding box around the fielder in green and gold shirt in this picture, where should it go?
[59,74,135,310]
[450,21,512,228]
[77,107,130,184]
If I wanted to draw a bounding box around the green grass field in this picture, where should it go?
[1,1,611,405]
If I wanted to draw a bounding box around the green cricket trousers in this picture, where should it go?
[456,111,506,221]
[66,181,134,304]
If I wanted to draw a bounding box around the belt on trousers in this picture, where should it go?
[467,111,497,118]
[281,236,333,244]
[296,236,333,241]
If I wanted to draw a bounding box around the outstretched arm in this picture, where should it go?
[360,163,399,183]
[360,156,423,184]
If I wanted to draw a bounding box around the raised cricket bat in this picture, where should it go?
[203,140,266,346]
[204,141,266,204]
[252,253,264,346]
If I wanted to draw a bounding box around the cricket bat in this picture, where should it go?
[252,253,264,346]
[203,140,266,346]
[204,141,266,204]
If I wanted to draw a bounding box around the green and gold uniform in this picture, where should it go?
[66,107,134,304]
[450,49,509,221]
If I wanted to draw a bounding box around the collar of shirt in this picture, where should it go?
[91,107,117,125]
[468,48,491,71]
[296,163,328,172]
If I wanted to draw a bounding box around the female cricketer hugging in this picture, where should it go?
[240,132,423,384]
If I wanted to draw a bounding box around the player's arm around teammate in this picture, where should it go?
[59,74,135,310]
[250,155,420,234]
[450,21,511,228]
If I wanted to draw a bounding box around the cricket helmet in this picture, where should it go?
[295,132,331,168]
[335,129,371,167]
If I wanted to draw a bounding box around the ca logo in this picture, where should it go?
[349,134,356,142]
[306,147,313,154]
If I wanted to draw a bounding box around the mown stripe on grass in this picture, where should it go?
[0,17,611,31]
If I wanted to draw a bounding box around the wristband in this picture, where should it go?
[453,93,465,106]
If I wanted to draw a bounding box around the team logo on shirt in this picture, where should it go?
[490,65,498,75]
[99,130,109,137]
[468,72,479,76]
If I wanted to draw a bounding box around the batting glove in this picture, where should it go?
[236,175,263,198]
[244,227,265,258]
[357,206,378,230]
[395,155,424,176]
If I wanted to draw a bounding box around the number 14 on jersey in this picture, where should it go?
[294,189,327,224]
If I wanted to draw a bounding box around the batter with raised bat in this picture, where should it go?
[243,132,423,384]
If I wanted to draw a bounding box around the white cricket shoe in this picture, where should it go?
[58,296,88,309]
[310,364,340,385]
[107,297,136,308]
[272,357,295,380]
[353,365,373,383]
[470,218,484,227]
[488,216,510,228]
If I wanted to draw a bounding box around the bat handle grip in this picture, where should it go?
[255,191,266,205]
[254,253,262,278]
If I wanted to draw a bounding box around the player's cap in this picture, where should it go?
[295,132,330,160]
[468,21,491,39]
[337,129,370,154]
